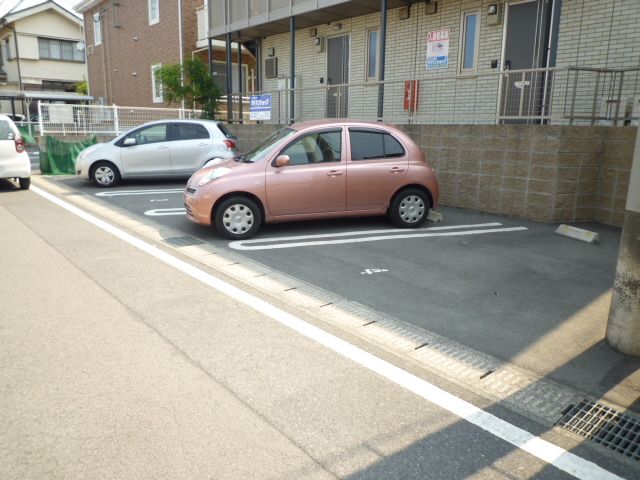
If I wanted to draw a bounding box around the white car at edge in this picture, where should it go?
[75,119,238,188]
[0,114,30,190]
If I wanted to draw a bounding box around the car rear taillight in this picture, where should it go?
[15,138,25,153]
[223,139,236,150]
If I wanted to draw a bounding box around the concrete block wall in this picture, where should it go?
[229,123,636,227]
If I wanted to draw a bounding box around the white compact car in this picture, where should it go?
[76,119,238,187]
[0,114,30,190]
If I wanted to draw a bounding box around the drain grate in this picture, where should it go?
[556,399,640,461]
[164,236,205,247]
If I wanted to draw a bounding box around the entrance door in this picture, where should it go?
[326,35,349,118]
[500,0,552,121]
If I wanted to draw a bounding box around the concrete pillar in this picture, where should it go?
[607,126,640,356]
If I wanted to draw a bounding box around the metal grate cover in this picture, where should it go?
[556,399,640,461]
[164,236,204,247]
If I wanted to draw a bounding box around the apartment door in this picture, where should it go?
[326,35,349,118]
[500,0,552,121]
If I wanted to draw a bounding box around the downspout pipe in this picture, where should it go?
[226,33,232,122]
[290,15,296,124]
[377,0,387,120]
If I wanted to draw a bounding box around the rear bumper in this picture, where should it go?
[0,152,30,178]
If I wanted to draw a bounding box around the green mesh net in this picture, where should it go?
[16,126,36,145]
[41,136,97,175]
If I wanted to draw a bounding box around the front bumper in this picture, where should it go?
[184,187,213,226]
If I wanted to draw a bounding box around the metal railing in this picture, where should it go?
[227,66,640,126]
[32,66,640,135]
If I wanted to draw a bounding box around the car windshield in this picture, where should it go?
[236,127,296,163]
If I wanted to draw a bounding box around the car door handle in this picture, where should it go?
[198,142,208,146]
[158,145,169,150]
[389,167,405,173]
[327,170,343,177]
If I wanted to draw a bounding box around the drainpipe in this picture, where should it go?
[226,32,232,122]
[607,126,640,356]
[290,15,295,124]
[377,0,387,121]
[237,38,243,123]
[178,0,185,111]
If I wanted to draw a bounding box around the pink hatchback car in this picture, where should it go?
[184,119,439,239]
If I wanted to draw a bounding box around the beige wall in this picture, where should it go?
[226,123,637,227]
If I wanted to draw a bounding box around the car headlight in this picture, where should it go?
[198,167,231,186]
[78,145,98,162]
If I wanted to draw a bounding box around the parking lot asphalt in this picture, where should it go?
[37,175,640,413]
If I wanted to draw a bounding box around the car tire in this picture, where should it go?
[389,188,429,228]
[18,177,30,190]
[214,196,262,240]
[90,161,121,188]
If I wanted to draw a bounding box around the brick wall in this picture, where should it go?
[227,123,637,227]
[83,0,191,107]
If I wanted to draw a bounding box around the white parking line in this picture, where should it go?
[229,225,528,250]
[31,184,622,480]
[96,188,184,197]
[145,208,186,216]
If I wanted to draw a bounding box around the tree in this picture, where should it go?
[155,58,221,119]
[75,81,88,95]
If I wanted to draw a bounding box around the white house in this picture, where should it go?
[0,0,90,118]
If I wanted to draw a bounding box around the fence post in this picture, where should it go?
[113,104,119,135]
[614,71,625,127]
[37,101,44,135]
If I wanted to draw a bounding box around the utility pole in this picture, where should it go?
[607,126,640,356]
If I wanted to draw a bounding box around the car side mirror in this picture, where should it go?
[274,155,290,167]
[123,137,136,146]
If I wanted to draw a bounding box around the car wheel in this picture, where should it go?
[389,188,429,228]
[18,177,30,190]
[214,196,262,240]
[90,161,120,188]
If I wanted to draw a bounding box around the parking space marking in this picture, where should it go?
[96,188,184,197]
[145,208,186,216]
[31,185,622,480]
[229,224,528,250]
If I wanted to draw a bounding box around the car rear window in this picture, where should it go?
[216,122,235,139]
[349,129,405,160]
[0,120,13,139]
[173,123,209,141]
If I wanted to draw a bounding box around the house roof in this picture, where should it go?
[0,0,82,22]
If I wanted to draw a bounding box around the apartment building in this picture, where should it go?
[75,0,257,108]
[0,0,89,117]
[205,0,640,125]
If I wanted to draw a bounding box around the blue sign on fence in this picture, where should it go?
[249,94,272,120]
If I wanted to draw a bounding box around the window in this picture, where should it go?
[151,64,163,103]
[93,12,102,46]
[172,123,209,141]
[0,120,12,139]
[149,0,160,25]
[281,130,342,165]
[211,61,248,94]
[366,28,379,81]
[349,129,405,160]
[125,124,168,145]
[460,12,480,73]
[38,38,84,62]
